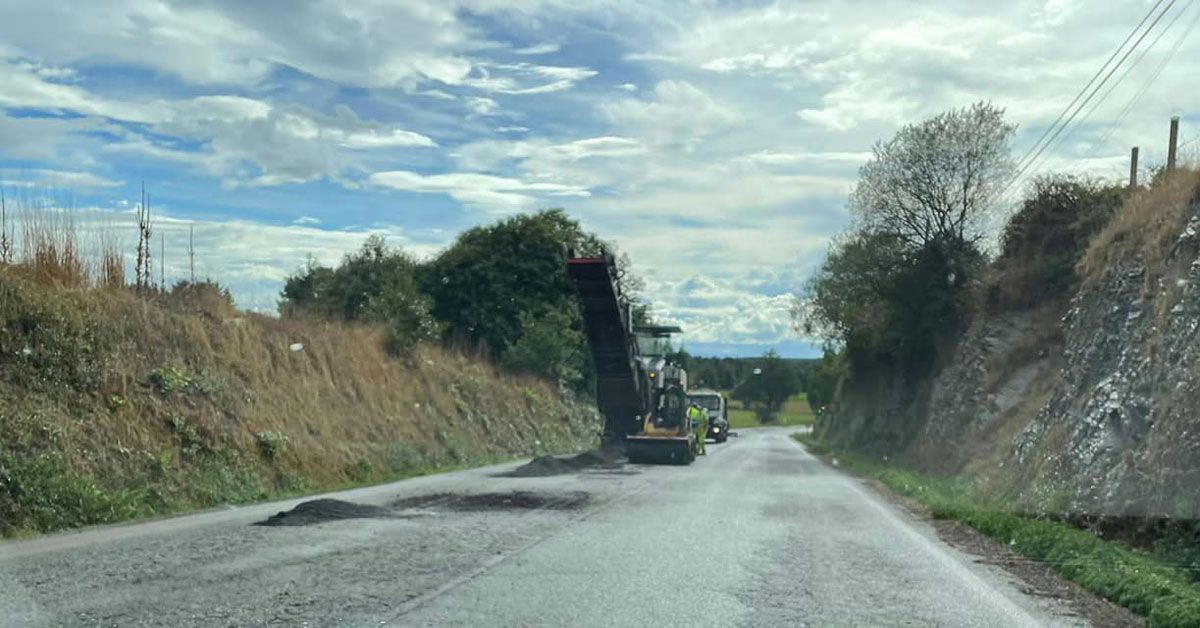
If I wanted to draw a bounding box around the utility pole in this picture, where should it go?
[1129,146,1139,190]
[188,224,195,283]
[159,232,165,290]
[1168,116,1180,172]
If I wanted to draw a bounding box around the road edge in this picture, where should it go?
[788,435,1144,628]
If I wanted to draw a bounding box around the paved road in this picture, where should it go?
[0,428,1085,627]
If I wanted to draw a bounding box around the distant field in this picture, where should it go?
[724,392,815,430]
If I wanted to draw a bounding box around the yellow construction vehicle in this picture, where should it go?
[567,252,696,464]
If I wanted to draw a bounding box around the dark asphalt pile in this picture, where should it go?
[255,498,397,527]
[496,449,622,477]
[393,491,590,512]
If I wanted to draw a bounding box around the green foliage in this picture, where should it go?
[501,303,586,386]
[795,435,1200,627]
[151,366,194,395]
[729,350,802,420]
[168,415,209,454]
[0,447,146,536]
[990,175,1124,309]
[254,430,288,460]
[420,209,601,354]
[805,349,847,413]
[0,275,113,392]
[281,235,441,354]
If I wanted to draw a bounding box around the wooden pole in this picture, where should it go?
[1129,146,1139,189]
[1168,116,1180,172]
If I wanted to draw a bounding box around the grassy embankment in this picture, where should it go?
[725,392,815,430]
[0,222,598,538]
[792,433,1200,627]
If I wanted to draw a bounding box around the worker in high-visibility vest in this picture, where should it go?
[688,403,708,456]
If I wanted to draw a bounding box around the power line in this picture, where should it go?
[1081,0,1193,135]
[1100,0,1200,144]
[1006,0,1169,179]
[1000,0,1179,201]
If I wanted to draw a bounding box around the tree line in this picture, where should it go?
[280,209,642,389]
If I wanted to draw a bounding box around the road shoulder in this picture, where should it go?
[793,440,1143,628]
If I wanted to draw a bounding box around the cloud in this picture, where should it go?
[0,62,437,187]
[513,43,560,55]
[462,62,597,94]
[338,129,437,149]
[292,216,321,225]
[369,169,590,209]
[616,83,637,92]
[467,96,500,117]
[2,169,124,189]
[599,80,737,151]
[0,1,477,88]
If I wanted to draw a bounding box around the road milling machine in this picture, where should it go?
[566,251,696,464]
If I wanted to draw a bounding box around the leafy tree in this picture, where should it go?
[501,303,586,386]
[280,235,440,354]
[419,209,602,354]
[805,349,847,414]
[851,101,1015,248]
[730,350,801,421]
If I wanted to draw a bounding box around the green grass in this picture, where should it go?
[791,433,1200,627]
[725,392,816,429]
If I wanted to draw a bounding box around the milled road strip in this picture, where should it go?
[385,481,653,621]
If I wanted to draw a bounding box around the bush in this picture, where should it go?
[990,175,1124,310]
[151,366,194,395]
[0,447,144,536]
[254,430,288,460]
[500,302,586,386]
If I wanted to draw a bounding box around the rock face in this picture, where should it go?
[824,185,1200,520]
[1013,211,1200,518]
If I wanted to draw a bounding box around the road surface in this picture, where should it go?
[0,428,1087,627]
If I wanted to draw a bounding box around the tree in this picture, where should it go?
[419,209,602,354]
[280,235,440,354]
[729,350,801,422]
[851,101,1015,248]
[501,303,587,386]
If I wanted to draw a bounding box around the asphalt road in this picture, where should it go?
[0,428,1086,627]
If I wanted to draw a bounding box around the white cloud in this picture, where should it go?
[599,80,737,151]
[338,129,437,149]
[9,169,124,189]
[0,61,436,186]
[467,96,500,117]
[513,43,560,55]
[0,1,477,88]
[616,83,637,92]
[369,169,590,209]
[292,216,321,225]
[463,62,597,94]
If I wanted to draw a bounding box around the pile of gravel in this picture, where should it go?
[256,498,397,527]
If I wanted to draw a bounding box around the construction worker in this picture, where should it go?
[688,403,707,456]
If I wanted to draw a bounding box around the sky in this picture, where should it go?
[2,0,1199,358]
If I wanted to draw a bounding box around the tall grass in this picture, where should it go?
[0,188,128,288]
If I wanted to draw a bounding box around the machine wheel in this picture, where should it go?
[716,434,727,444]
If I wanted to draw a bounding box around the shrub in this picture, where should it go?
[151,366,194,395]
[254,430,288,460]
[990,175,1124,310]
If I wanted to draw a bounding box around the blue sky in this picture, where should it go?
[2,0,1199,357]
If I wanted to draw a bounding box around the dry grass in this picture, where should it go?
[0,189,128,288]
[1079,168,1200,288]
[1,262,597,535]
